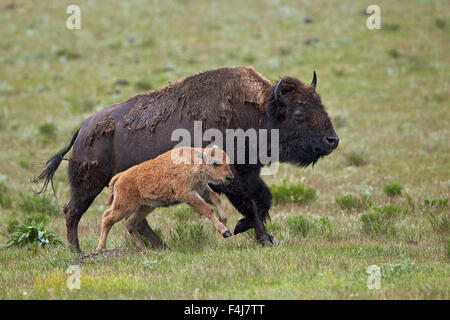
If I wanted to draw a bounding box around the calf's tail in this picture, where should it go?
[33,128,80,195]
[106,173,121,205]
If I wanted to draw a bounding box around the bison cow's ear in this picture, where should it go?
[274,78,289,108]
[311,71,317,89]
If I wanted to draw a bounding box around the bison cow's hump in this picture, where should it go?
[122,66,273,132]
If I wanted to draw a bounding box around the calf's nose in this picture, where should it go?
[225,175,234,183]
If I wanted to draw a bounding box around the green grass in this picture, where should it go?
[336,194,372,212]
[383,183,404,197]
[17,193,60,216]
[270,182,317,206]
[0,0,449,299]
[360,204,403,236]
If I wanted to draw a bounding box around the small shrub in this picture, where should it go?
[381,259,418,281]
[427,212,449,234]
[286,214,312,237]
[24,213,50,225]
[270,182,317,206]
[0,182,12,208]
[387,48,400,59]
[5,222,63,249]
[0,182,8,193]
[65,95,96,113]
[173,205,196,221]
[446,238,450,257]
[38,122,57,139]
[346,152,367,167]
[360,204,401,236]
[55,48,81,60]
[141,38,155,48]
[134,81,152,91]
[336,194,371,212]
[383,182,403,197]
[312,216,333,237]
[266,221,283,234]
[6,219,20,234]
[17,193,60,216]
[0,109,6,130]
[0,192,13,208]
[383,23,400,31]
[242,52,256,64]
[435,18,446,29]
[169,222,211,249]
[424,198,448,210]
[107,41,122,50]
[18,158,30,169]
[405,193,415,210]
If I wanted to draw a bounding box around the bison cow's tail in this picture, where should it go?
[33,128,80,195]
[106,173,121,205]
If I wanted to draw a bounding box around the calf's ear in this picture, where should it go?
[193,150,204,163]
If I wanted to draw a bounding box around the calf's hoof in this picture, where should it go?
[222,230,233,238]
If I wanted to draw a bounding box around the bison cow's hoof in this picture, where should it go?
[222,230,233,238]
[257,233,276,246]
[233,218,253,235]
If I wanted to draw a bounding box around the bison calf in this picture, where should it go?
[97,146,234,251]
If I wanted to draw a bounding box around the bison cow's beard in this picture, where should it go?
[279,135,335,167]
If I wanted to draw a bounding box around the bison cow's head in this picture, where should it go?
[269,72,339,167]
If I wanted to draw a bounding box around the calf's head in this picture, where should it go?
[199,146,234,185]
[269,72,339,167]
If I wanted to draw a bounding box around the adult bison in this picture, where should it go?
[34,66,339,252]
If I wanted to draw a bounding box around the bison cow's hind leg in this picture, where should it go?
[136,219,169,250]
[65,159,110,253]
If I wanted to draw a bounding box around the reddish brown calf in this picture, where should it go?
[97,146,234,251]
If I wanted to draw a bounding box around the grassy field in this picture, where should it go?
[0,0,449,299]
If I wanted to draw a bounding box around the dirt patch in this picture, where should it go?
[70,249,138,264]
[85,115,115,145]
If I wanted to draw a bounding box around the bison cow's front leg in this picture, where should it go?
[221,172,275,245]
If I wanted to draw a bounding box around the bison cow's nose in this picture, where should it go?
[324,135,339,148]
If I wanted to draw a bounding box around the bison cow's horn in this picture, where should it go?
[274,78,288,106]
[311,71,317,89]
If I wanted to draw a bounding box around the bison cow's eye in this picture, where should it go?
[213,162,219,167]
[294,110,306,122]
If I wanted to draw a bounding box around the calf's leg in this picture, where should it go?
[183,192,232,238]
[205,187,227,226]
[97,207,128,252]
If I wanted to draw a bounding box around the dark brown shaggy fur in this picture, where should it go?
[123,66,273,132]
